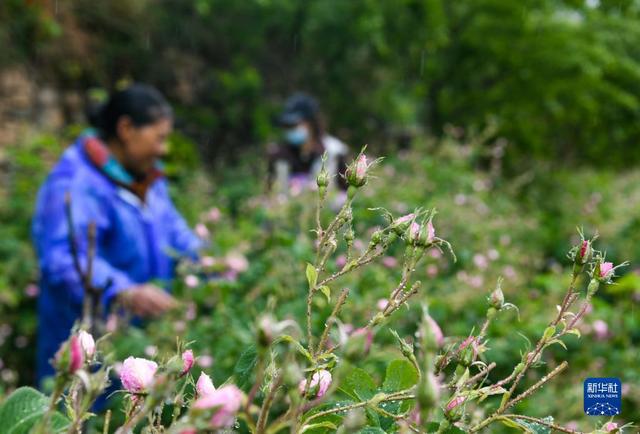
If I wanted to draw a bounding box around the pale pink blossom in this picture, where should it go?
[106,314,118,333]
[195,223,210,239]
[193,385,244,428]
[226,253,249,273]
[196,372,216,397]
[24,284,39,298]
[355,154,368,181]
[592,320,609,340]
[201,256,216,267]
[198,355,214,368]
[144,345,158,357]
[426,264,438,277]
[604,422,619,432]
[600,262,614,280]
[186,302,197,321]
[395,213,416,226]
[298,369,332,398]
[120,357,158,393]
[207,207,221,223]
[487,249,499,261]
[336,255,347,269]
[382,256,398,268]
[426,220,435,243]
[185,274,199,288]
[473,254,489,270]
[429,248,442,259]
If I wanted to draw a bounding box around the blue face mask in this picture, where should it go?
[285,126,309,147]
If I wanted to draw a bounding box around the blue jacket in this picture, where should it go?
[32,134,200,383]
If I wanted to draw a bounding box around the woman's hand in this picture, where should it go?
[118,284,178,317]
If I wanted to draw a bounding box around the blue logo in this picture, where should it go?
[584,378,621,415]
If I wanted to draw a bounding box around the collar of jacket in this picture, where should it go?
[81,131,164,201]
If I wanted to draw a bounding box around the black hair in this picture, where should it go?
[89,84,173,141]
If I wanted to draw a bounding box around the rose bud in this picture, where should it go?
[345,153,369,188]
[120,356,158,393]
[77,330,96,358]
[54,335,84,374]
[444,395,465,422]
[181,349,195,375]
[488,287,504,310]
[298,369,332,398]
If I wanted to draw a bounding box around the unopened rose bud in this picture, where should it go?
[406,222,421,245]
[488,287,504,309]
[576,240,592,265]
[392,213,416,236]
[345,154,369,188]
[417,373,440,409]
[55,335,84,374]
[77,330,95,359]
[444,395,465,422]
[181,350,195,375]
[587,278,600,296]
[423,314,444,350]
[298,369,332,398]
[458,336,478,367]
[316,169,329,188]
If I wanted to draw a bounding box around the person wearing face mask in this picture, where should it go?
[32,84,202,385]
[267,93,349,194]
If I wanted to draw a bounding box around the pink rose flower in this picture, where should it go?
[382,256,398,268]
[604,422,618,432]
[195,223,210,239]
[196,372,216,397]
[201,256,216,267]
[197,354,214,368]
[600,262,614,280]
[298,369,332,398]
[226,253,249,273]
[592,320,609,340]
[24,284,39,298]
[184,274,199,288]
[120,357,158,393]
[181,350,195,375]
[193,385,244,428]
[207,207,221,223]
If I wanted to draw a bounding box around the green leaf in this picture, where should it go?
[300,421,338,433]
[339,368,377,401]
[0,387,69,434]
[306,263,318,289]
[319,286,331,302]
[233,345,258,388]
[274,335,313,361]
[382,359,418,392]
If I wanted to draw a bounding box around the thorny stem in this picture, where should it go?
[469,361,568,432]
[303,391,416,424]
[316,288,350,356]
[256,372,284,434]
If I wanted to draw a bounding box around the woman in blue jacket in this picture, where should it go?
[32,84,201,384]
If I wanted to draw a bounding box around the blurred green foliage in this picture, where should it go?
[2,0,640,167]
